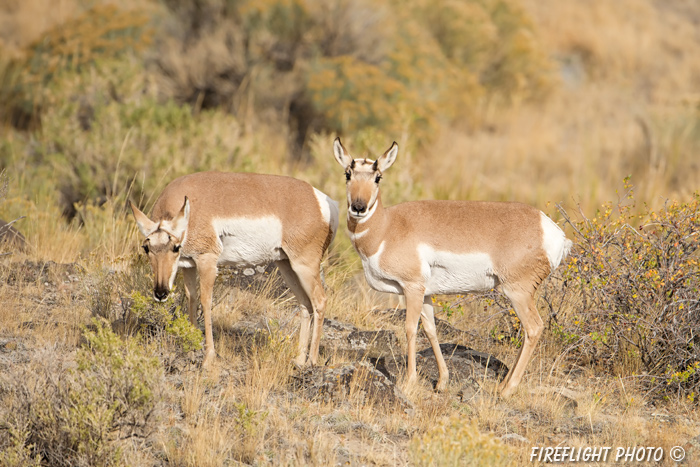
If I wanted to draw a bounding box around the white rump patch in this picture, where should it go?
[212,216,287,267]
[540,212,571,269]
[417,244,498,295]
[313,187,340,242]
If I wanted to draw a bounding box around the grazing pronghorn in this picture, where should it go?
[130,171,339,368]
[333,138,571,396]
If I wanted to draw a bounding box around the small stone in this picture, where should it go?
[243,268,255,276]
[501,433,530,444]
[255,265,266,273]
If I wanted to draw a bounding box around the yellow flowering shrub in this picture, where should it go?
[551,180,700,399]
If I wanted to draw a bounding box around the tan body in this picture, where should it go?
[334,139,571,396]
[131,171,339,367]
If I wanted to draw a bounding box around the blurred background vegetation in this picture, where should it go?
[0,0,699,263]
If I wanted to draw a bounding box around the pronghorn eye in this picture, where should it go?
[375,174,382,183]
[173,244,181,253]
[142,245,150,254]
[345,172,351,181]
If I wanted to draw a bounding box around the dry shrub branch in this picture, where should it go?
[550,179,700,400]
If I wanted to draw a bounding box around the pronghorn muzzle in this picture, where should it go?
[351,199,367,215]
[154,285,169,302]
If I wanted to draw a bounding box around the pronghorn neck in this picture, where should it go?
[347,194,388,257]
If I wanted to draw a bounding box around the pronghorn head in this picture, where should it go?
[129,197,189,302]
[333,137,398,219]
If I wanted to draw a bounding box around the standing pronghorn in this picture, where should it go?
[333,138,571,396]
[130,171,339,368]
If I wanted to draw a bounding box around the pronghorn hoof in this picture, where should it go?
[435,380,448,393]
[202,352,216,369]
[499,386,516,399]
[292,357,310,369]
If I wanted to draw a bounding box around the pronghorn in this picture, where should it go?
[130,171,339,368]
[333,138,571,396]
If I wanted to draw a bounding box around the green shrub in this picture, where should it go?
[410,416,515,466]
[551,182,700,399]
[0,426,42,467]
[0,4,151,130]
[0,320,163,467]
[166,313,204,354]
[128,291,203,354]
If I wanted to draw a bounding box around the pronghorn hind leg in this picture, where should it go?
[421,296,449,391]
[182,267,199,326]
[196,254,219,368]
[275,259,314,367]
[287,258,327,366]
[499,284,544,397]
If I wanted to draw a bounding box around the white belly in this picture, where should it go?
[212,216,287,267]
[360,242,403,294]
[418,244,498,295]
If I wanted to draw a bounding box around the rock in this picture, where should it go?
[1,260,85,285]
[683,434,700,465]
[529,386,580,412]
[373,343,508,389]
[291,362,413,412]
[372,308,485,348]
[501,433,530,444]
[217,263,288,297]
[321,318,399,360]
[458,376,483,402]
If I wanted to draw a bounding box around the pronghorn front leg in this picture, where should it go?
[182,267,199,326]
[421,296,449,391]
[196,254,218,367]
[404,287,425,387]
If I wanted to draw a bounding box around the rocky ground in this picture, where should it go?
[1,260,699,465]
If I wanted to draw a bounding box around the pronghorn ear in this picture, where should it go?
[170,197,190,241]
[376,142,398,172]
[129,201,158,237]
[333,137,353,168]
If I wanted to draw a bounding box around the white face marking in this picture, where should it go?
[147,230,171,247]
[212,216,287,267]
[160,219,188,247]
[417,244,498,295]
[539,212,571,269]
[346,158,380,220]
[359,241,403,294]
[355,197,378,223]
[167,261,179,291]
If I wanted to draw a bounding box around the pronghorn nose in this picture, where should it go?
[154,288,169,301]
[351,199,367,213]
